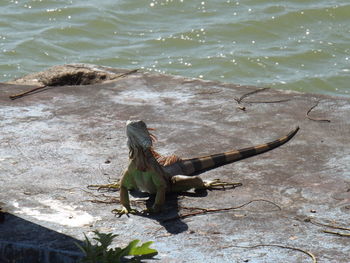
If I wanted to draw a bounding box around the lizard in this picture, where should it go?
[97,120,299,215]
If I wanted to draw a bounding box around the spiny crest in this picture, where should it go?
[147,127,182,166]
[151,148,182,166]
[147,128,158,143]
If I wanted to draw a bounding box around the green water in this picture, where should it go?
[0,0,349,97]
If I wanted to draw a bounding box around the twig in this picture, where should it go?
[225,244,317,263]
[181,206,210,212]
[323,230,350,237]
[306,100,331,122]
[243,98,291,104]
[87,179,121,192]
[163,199,281,222]
[9,85,47,100]
[83,188,146,206]
[195,90,222,95]
[234,87,270,104]
[82,190,114,198]
[109,69,139,80]
[301,217,350,238]
[86,198,120,204]
[87,183,120,191]
[234,87,291,111]
[305,218,350,231]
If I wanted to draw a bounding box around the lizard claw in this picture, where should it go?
[204,179,242,189]
[112,207,138,217]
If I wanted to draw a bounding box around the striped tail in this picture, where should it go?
[178,126,300,176]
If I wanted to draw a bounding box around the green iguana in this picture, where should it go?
[105,120,299,215]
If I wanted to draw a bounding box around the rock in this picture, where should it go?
[0,64,349,262]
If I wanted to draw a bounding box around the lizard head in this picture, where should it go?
[125,120,180,165]
[126,120,156,151]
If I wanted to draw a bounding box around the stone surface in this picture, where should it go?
[0,64,349,262]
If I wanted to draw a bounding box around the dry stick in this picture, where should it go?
[323,230,350,237]
[243,98,291,104]
[234,87,270,104]
[306,218,350,231]
[306,100,331,122]
[109,69,139,80]
[85,198,145,207]
[87,178,121,191]
[163,199,281,222]
[304,218,350,237]
[234,87,292,105]
[225,244,317,263]
[87,183,120,191]
[195,90,222,95]
[295,217,350,239]
[83,192,141,206]
[86,198,119,204]
[9,85,47,100]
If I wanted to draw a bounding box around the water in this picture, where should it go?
[0,0,349,97]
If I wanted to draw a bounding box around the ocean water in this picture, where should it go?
[0,0,349,97]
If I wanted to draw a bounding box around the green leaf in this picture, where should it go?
[76,233,105,263]
[115,239,140,259]
[92,231,118,250]
[75,231,158,263]
[129,241,158,257]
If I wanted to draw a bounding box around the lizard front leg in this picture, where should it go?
[112,170,138,216]
[112,185,139,216]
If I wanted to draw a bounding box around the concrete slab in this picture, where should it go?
[1,64,349,262]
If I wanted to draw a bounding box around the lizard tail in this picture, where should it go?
[179,126,300,176]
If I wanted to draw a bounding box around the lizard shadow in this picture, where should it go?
[129,190,210,235]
